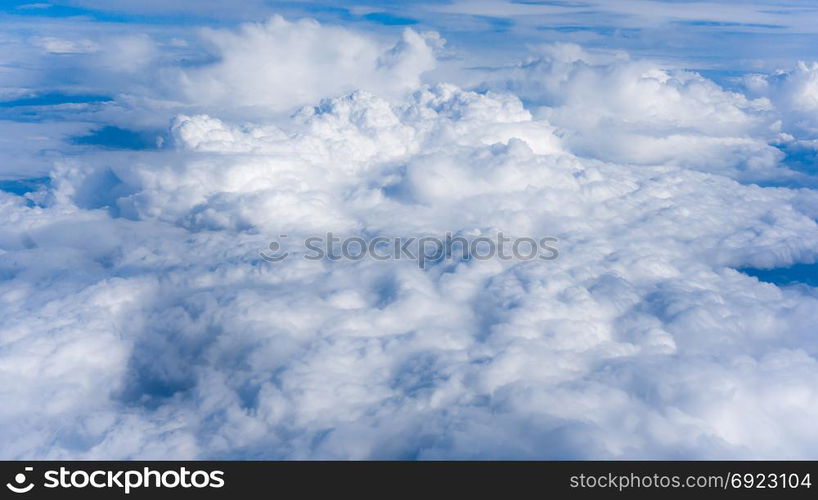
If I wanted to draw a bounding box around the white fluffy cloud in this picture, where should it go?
[3,14,818,460]
[744,61,818,135]
[175,16,440,113]
[482,43,799,183]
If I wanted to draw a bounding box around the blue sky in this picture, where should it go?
[4,0,818,70]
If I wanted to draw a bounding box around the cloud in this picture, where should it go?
[744,61,818,136]
[478,43,802,183]
[2,11,818,460]
[175,16,440,113]
[4,70,818,459]
[33,36,99,54]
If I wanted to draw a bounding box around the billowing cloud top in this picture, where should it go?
[1,2,818,459]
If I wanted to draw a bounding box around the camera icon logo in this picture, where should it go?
[6,467,34,494]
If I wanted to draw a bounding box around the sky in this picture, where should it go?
[1,1,818,459]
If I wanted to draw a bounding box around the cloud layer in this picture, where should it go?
[1,12,818,459]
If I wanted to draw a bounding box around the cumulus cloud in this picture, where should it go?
[2,12,818,460]
[479,43,801,183]
[175,16,440,113]
[743,62,818,135]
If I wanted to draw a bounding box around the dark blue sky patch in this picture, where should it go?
[775,142,818,176]
[363,12,419,25]
[739,263,818,288]
[0,93,113,108]
[2,1,221,25]
[70,126,158,150]
[2,2,138,23]
[0,176,51,196]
